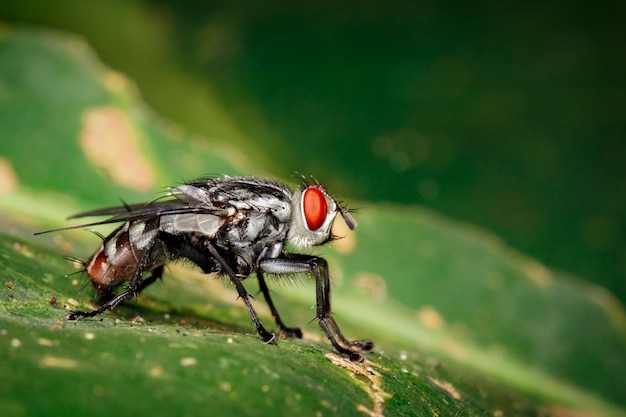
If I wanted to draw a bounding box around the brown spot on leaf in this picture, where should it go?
[13,242,34,258]
[40,356,78,369]
[149,365,164,377]
[102,70,134,95]
[80,107,155,192]
[521,259,552,287]
[353,272,388,302]
[428,376,462,400]
[546,406,601,417]
[417,305,445,330]
[326,354,391,417]
[0,157,18,193]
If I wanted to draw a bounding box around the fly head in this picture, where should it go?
[287,183,357,249]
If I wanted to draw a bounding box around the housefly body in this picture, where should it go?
[37,176,373,361]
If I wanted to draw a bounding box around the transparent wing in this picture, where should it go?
[35,199,232,235]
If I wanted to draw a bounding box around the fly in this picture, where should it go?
[37,176,373,361]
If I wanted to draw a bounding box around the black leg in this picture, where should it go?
[204,243,276,345]
[256,270,302,338]
[259,255,373,361]
[306,256,367,362]
[159,233,277,345]
[67,246,154,320]
[138,265,164,292]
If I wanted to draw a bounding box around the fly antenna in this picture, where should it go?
[339,206,358,230]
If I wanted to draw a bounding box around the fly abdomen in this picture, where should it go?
[86,219,159,295]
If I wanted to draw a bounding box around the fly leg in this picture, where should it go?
[158,234,277,344]
[137,265,164,292]
[259,255,374,361]
[205,243,276,344]
[97,265,164,303]
[67,246,154,320]
[257,270,302,338]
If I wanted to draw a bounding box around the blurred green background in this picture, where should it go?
[1,0,624,305]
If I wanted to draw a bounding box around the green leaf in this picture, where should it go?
[1,27,624,417]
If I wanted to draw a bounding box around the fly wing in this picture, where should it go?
[67,201,157,219]
[36,178,287,236]
[68,201,197,221]
[35,199,233,235]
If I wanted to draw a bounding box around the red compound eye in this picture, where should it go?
[303,187,328,231]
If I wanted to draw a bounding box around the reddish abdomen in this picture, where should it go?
[86,223,147,295]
